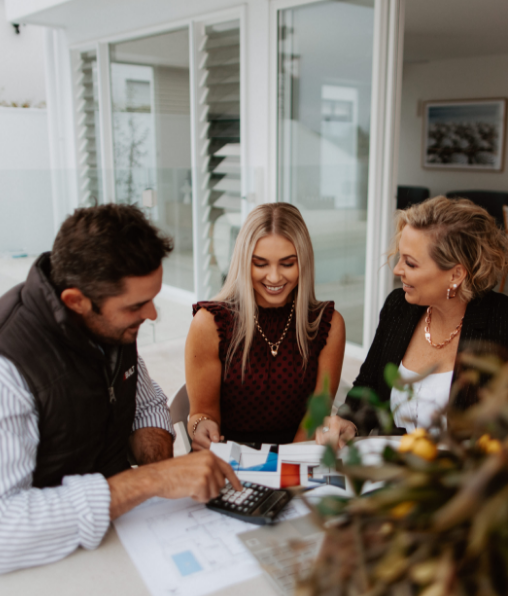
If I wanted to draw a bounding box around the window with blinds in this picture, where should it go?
[73,50,102,205]
[193,19,241,298]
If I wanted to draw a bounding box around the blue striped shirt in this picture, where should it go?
[0,355,174,574]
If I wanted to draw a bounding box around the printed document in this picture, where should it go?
[113,495,308,596]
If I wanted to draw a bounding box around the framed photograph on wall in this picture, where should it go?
[423,98,507,171]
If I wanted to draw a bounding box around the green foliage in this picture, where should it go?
[383,362,400,389]
[348,370,396,434]
[382,444,399,462]
[348,385,382,406]
[298,350,508,596]
[303,376,332,438]
[321,443,337,468]
[344,443,365,495]
[345,443,362,466]
[315,495,349,517]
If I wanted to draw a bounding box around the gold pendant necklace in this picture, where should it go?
[254,300,295,357]
[424,306,463,349]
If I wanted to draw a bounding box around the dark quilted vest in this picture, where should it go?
[0,253,138,488]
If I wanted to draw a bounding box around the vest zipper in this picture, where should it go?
[109,386,116,404]
[104,346,124,405]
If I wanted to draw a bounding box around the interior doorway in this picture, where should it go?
[398,0,508,212]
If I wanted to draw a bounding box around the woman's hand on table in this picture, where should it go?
[192,419,223,451]
[316,415,357,450]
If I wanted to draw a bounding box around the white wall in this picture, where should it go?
[0,0,46,106]
[7,0,271,207]
[398,53,508,197]
[0,107,55,254]
[0,0,53,255]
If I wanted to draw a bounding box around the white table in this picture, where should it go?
[1,438,398,595]
[0,524,278,596]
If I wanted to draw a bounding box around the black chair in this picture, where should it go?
[445,190,508,229]
[396,186,430,211]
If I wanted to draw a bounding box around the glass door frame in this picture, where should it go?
[68,5,247,303]
[269,0,405,359]
[189,6,247,300]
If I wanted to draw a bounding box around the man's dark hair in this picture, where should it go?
[51,203,173,308]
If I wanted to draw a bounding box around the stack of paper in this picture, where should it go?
[211,441,344,489]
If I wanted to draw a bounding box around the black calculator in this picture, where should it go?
[206,481,293,525]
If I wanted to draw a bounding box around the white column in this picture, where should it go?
[363,0,405,351]
[43,28,79,232]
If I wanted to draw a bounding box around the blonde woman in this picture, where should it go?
[185,203,345,449]
[324,195,508,445]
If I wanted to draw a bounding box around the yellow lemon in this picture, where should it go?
[411,437,438,461]
[412,428,427,438]
[477,434,491,449]
[486,439,502,454]
[390,501,416,519]
[399,434,416,452]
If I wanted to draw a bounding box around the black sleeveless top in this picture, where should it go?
[193,301,334,444]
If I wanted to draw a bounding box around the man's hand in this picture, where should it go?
[150,451,240,501]
[107,450,241,519]
[192,419,223,451]
[315,415,357,450]
[129,427,173,465]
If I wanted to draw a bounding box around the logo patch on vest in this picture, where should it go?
[124,365,136,381]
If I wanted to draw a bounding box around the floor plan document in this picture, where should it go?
[113,496,308,596]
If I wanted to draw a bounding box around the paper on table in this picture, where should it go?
[278,444,325,463]
[340,436,402,495]
[113,495,308,596]
[211,442,281,487]
[211,441,329,488]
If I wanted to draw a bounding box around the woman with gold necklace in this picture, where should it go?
[186,203,346,449]
[322,195,508,447]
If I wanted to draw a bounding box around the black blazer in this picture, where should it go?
[344,289,508,433]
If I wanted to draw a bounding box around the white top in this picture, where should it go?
[0,355,174,575]
[390,362,453,432]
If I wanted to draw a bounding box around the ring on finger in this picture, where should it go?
[322,426,330,433]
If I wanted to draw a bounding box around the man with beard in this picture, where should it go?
[0,204,240,574]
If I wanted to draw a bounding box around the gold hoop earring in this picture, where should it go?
[447,283,458,300]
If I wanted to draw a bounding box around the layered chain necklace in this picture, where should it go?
[254,300,295,357]
[424,306,464,349]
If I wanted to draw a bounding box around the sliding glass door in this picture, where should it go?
[109,29,194,293]
[71,10,245,346]
[277,0,374,346]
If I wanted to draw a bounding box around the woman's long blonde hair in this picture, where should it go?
[215,202,328,377]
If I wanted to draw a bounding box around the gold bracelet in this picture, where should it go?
[192,416,210,437]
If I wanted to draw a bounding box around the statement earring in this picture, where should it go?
[447,283,458,300]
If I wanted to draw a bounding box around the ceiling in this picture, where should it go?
[111,29,190,69]
[7,0,508,65]
[404,0,508,63]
